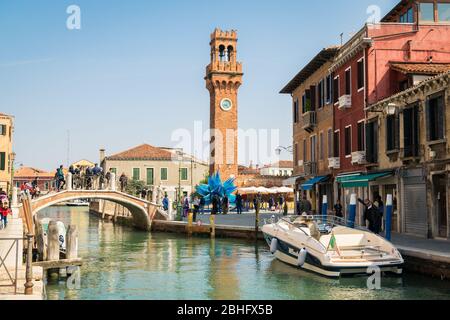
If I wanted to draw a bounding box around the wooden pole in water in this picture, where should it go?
[47,221,60,279]
[35,219,46,261]
[66,225,78,260]
[210,215,215,238]
[24,234,34,295]
[187,212,193,236]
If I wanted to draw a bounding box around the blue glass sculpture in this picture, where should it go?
[195,172,237,205]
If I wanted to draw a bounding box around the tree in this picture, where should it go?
[126,180,146,197]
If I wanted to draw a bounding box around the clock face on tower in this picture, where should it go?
[220,98,233,111]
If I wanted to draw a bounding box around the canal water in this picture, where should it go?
[40,206,450,300]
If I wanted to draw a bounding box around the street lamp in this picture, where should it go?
[176,150,183,221]
[275,146,293,156]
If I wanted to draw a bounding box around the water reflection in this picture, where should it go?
[40,207,450,300]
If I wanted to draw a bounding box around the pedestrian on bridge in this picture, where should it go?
[92,163,103,190]
[0,197,11,229]
[56,165,66,192]
[119,173,128,192]
[162,194,169,211]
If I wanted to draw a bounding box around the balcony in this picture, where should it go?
[328,157,340,169]
[304,162,318,176]
[338,95,351,109]
[351,151,366,165]
[302,111,317,132]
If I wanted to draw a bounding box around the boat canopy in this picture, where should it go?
[301,176,328,190]
[337,172,392,188]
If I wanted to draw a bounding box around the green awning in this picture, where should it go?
[338,172,392,188]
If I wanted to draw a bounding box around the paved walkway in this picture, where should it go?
[184,213,450,258]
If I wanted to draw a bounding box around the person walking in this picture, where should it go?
[162,194,169,211]
[193,196,200,222]
[302,195,312,214]
[358,198,381,234]
[119,173,128,192]
[56,165,66,192]
[236,192,243,215]
[0,197,11,229]
[254,193,262,215]
[278,195,285,214]
[212,194,219,215]
[182,195,190,218]
[222,195,229,215]
[105,169,112,189]
[92,163,102,190]
[141,188,148,200]
[334,199,343,218]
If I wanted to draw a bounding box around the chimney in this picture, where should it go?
[100,149,105,165]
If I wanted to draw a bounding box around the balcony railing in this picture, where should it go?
[338,95,351,109]
[351,151,367,165]
[304,162,318,176]
[302,111,317,132]
[328,157,340,169]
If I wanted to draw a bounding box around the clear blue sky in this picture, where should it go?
[0,0,397,171]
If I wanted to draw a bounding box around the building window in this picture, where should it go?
[386,115,400,152]
[420,2,435,22]
[318,80,324,109]
[44,182,49,190]
[400,7,414,23]
[180,168,188,181]
[344,126,352,156]
[333,76,340,104]
[333,131,340,157]
[426,93,445,141]
[0,152,6,171]
[293,98,299,123]
[319,132,324,160]
[326,75,332,104]
[366,120,379,163]
[403,104,420,157]
[161,168,168,181]
[345,68,351,95]
[146,168,154,186]
[438,3,450,22]
[110,168,117,174]
[132,168,140,181]
[327,128,332,158]
[310,85,316,111]
[0,125,6,136]
[357,59,364,90]
[310,135,317,162]
[357,121,365,151]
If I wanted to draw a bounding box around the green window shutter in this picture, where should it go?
[110,168,117,174]
[0,152,5,171]
[146,168,154,186]
[161,168,168,181]
[181,168,188,181]
[132,168,140,181]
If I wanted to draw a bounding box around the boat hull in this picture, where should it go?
[264,233,403,278]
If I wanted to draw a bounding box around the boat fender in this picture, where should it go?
[297,248,307,267]
[270,238,278,254]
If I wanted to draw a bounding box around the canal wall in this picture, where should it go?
[89,201,449,280]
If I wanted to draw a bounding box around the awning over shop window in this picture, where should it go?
[283,175,304,186]
[337,172,392,188]
[301,176,329,190]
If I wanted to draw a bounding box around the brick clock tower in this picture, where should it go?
[205,28,243,179]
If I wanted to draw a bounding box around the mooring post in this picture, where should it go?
[66,225,78,260]
[187,212,193,236]
[210,215,215,238]
[47,221,60,279]
[322,195,328,217]
[168,198,173,220]
[24,233,34,295]
[35,219,46,261]
[385,194,393,241]
[348,194,357,228]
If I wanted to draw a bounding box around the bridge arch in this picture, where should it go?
[27,190,162,231]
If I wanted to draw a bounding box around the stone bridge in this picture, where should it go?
[13,173,168,231]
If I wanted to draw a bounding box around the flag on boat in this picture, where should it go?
[327,233,341,256]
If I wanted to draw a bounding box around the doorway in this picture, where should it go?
[433,174,448,238]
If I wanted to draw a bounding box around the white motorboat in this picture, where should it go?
[66,199,89,207]
[262,215,404,278]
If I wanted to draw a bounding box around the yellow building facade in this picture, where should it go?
[0,113,14,194]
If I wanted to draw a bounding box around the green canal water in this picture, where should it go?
[40,206,450,300]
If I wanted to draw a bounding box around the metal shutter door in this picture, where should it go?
[404,181,428,237]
